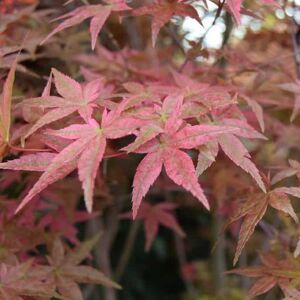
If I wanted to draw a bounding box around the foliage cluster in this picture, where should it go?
[1,0,300,299]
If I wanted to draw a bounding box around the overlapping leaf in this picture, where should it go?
[0,260,59,299]
[0,102,142,213]
[125,94,238,217]
[223,186,299,265]
[21,68,104,141]
[227,253,300,300]
[37,236,120,300]
[41,1,130,49]
[196,117,267,192]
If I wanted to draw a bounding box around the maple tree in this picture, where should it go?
[1,0,300,299]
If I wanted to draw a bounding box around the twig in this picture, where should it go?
[212,213,227,295]
[115,220,141,281]
[174,233,199,300]
[165,25,186,55]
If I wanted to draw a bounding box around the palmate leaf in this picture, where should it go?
[41,1,130,49]
[233,197,268,265]
[129,95,238,218]
[227,253,300,300]
[0,260,60,300]
[194,116,266,188]
[16,135,91,213]
[195,130,266,191]
[37,236,120,300]
[223,187,299,265]
[21,68,103,141]
[0,97,142,213]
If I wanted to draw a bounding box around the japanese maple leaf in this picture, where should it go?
[122,81,174,109]
[133,0,202,46]
[37,236,120,300]
[196,118,267,192]
[223,186,299,265]
[21,68,103,141]
[0,260,59,299]
[122,94,183,153]
[0,103,141,213]
[171,70,236,111]
[125,95,238,217]
[41,1,130,49]
[123,202,185,250]
[0,55,17,160]
[227,253,300,300]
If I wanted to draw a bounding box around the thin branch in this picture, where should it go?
[115,220,141,281]
[174,233,199,300]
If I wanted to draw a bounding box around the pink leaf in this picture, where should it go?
[268,191,298,223]
[52,69,83,100]
[227,0,242,24]
[0,153,56,171]
[172,124,236,149]
[163,148,210,210]
[219,134,266,192]
[16,136,92,213]
[23,107,77,141]
[90,9,111,50]
[196,140,219,176]
[78,137,106,212]
[132,152,163,218]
